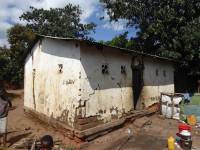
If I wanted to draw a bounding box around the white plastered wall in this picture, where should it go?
[24,41,41,109]
[24,38,81,127]
[142,57,174,107]
[80,43,134,122]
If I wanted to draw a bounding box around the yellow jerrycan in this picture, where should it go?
[168,136,175,150]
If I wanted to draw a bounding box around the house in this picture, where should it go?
[24,35,174,136]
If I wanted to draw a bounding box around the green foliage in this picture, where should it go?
[0,4,96,86]
[0,47,9,81]
[101,0,200,74]
[20,4,96,39]
[8,24,36,64]
[106,32,129,47]
[100,32,135,49]
[5,24,36,85]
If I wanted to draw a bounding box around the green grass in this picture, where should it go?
[179,94,200,122]
[189,94,200,105]
[180,94,200,122]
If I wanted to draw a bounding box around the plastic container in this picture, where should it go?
[168,136,175,150]
[176,130,192,150]
[180,138,192,150]
[178,124,191,132]
[176,130,192,140]
[187,115,197,126]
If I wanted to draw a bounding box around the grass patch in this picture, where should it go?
[189,94,200,105]
[180,94,200,122]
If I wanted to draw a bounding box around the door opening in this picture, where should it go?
[132,64,144,109]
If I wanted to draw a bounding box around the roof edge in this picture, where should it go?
[28,34,179,63]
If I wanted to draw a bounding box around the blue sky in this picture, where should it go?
[87,11,138,41]
[0,0,137,46]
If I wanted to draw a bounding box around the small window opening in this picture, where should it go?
[32,69,36,77]
[156,69,159,76]
[102,64,109,74]
[58,64,63,73]
[121,65,126,74]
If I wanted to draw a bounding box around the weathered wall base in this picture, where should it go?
[24,104,159,142]
[75,116,103,131]
[24,107,76,139]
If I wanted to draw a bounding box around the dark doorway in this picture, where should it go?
[132,65,144,109]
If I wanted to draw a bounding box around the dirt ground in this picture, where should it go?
[82,115,200,150]
[4,90,200,150]
[6,90,77,149]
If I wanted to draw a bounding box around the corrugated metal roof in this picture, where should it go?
[30,34,179,63]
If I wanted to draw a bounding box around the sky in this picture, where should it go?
[0,0,137,47]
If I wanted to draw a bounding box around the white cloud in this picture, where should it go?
[101,10,127,32]
[102,20,127,31]
[0,22,12,38]
[0,0,129,47]
[0,38,9,47]
[0,0,99,47]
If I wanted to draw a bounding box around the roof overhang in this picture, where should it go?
[27,34,180,63]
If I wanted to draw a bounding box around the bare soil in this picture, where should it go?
[82,115,200,150]
[4,90,200,150]
[6,89,77,149]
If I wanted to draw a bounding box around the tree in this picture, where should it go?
[100,0,200,73]
[5,24,36,85]
[1,4,96,86]
[0,46,9,81]
[20,4,96,39]
[106,32,129,47]
[100,32,135,49]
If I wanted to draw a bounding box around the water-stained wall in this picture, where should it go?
[24,38,81,127]
[24,41,41,109]
[141,57,174,107]
[24,38,175,130]
[79,43,133,122]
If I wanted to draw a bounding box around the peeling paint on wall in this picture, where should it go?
[80,43,133,122]
[142,96,160,108]
[24,38,175,130]
[24,38,81,127]
[141,57,174,108]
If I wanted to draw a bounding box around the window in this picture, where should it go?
[121,65,126,74]
[102,64,109,74]
[156,69,159,76]
[58,64,63,73]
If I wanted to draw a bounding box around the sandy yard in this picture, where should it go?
[6,90,77,149]
[3,90,200,150]
[82,115,200,150]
